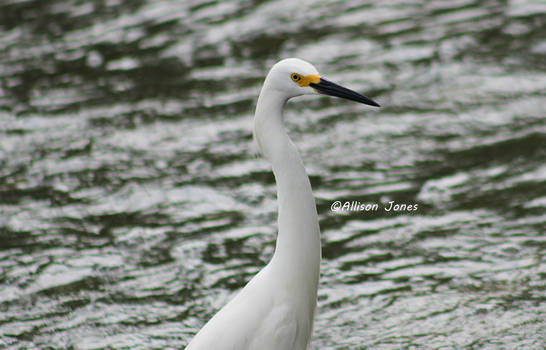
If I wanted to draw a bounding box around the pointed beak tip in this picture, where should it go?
[311,78,381,108]
[356,95,380,108]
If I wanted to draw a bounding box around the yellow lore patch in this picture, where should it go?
[291,73,321,87]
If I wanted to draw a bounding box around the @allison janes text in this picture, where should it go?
[331,200,418,213]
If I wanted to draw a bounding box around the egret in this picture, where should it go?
[185,58,379,350]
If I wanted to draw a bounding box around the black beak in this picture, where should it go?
[310,78,380,107]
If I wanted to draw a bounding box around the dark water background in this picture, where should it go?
[1,0,545,349]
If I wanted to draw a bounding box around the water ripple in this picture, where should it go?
[1,0,545,349]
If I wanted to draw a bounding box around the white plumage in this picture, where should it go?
[186,58,379,350]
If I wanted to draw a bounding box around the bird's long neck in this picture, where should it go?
[253,88,321,294]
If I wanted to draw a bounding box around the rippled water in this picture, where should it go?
[1,0,545,349]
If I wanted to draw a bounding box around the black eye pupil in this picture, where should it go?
[293,74,300,80]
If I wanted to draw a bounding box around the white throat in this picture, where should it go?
[253,84,321,306]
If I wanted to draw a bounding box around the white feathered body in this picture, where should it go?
[186,58,322,350]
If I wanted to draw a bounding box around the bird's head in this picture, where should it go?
[264,58,380,107]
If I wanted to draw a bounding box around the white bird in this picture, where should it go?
[185,58,379,350]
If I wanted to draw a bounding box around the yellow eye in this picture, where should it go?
[291,73,302,82]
